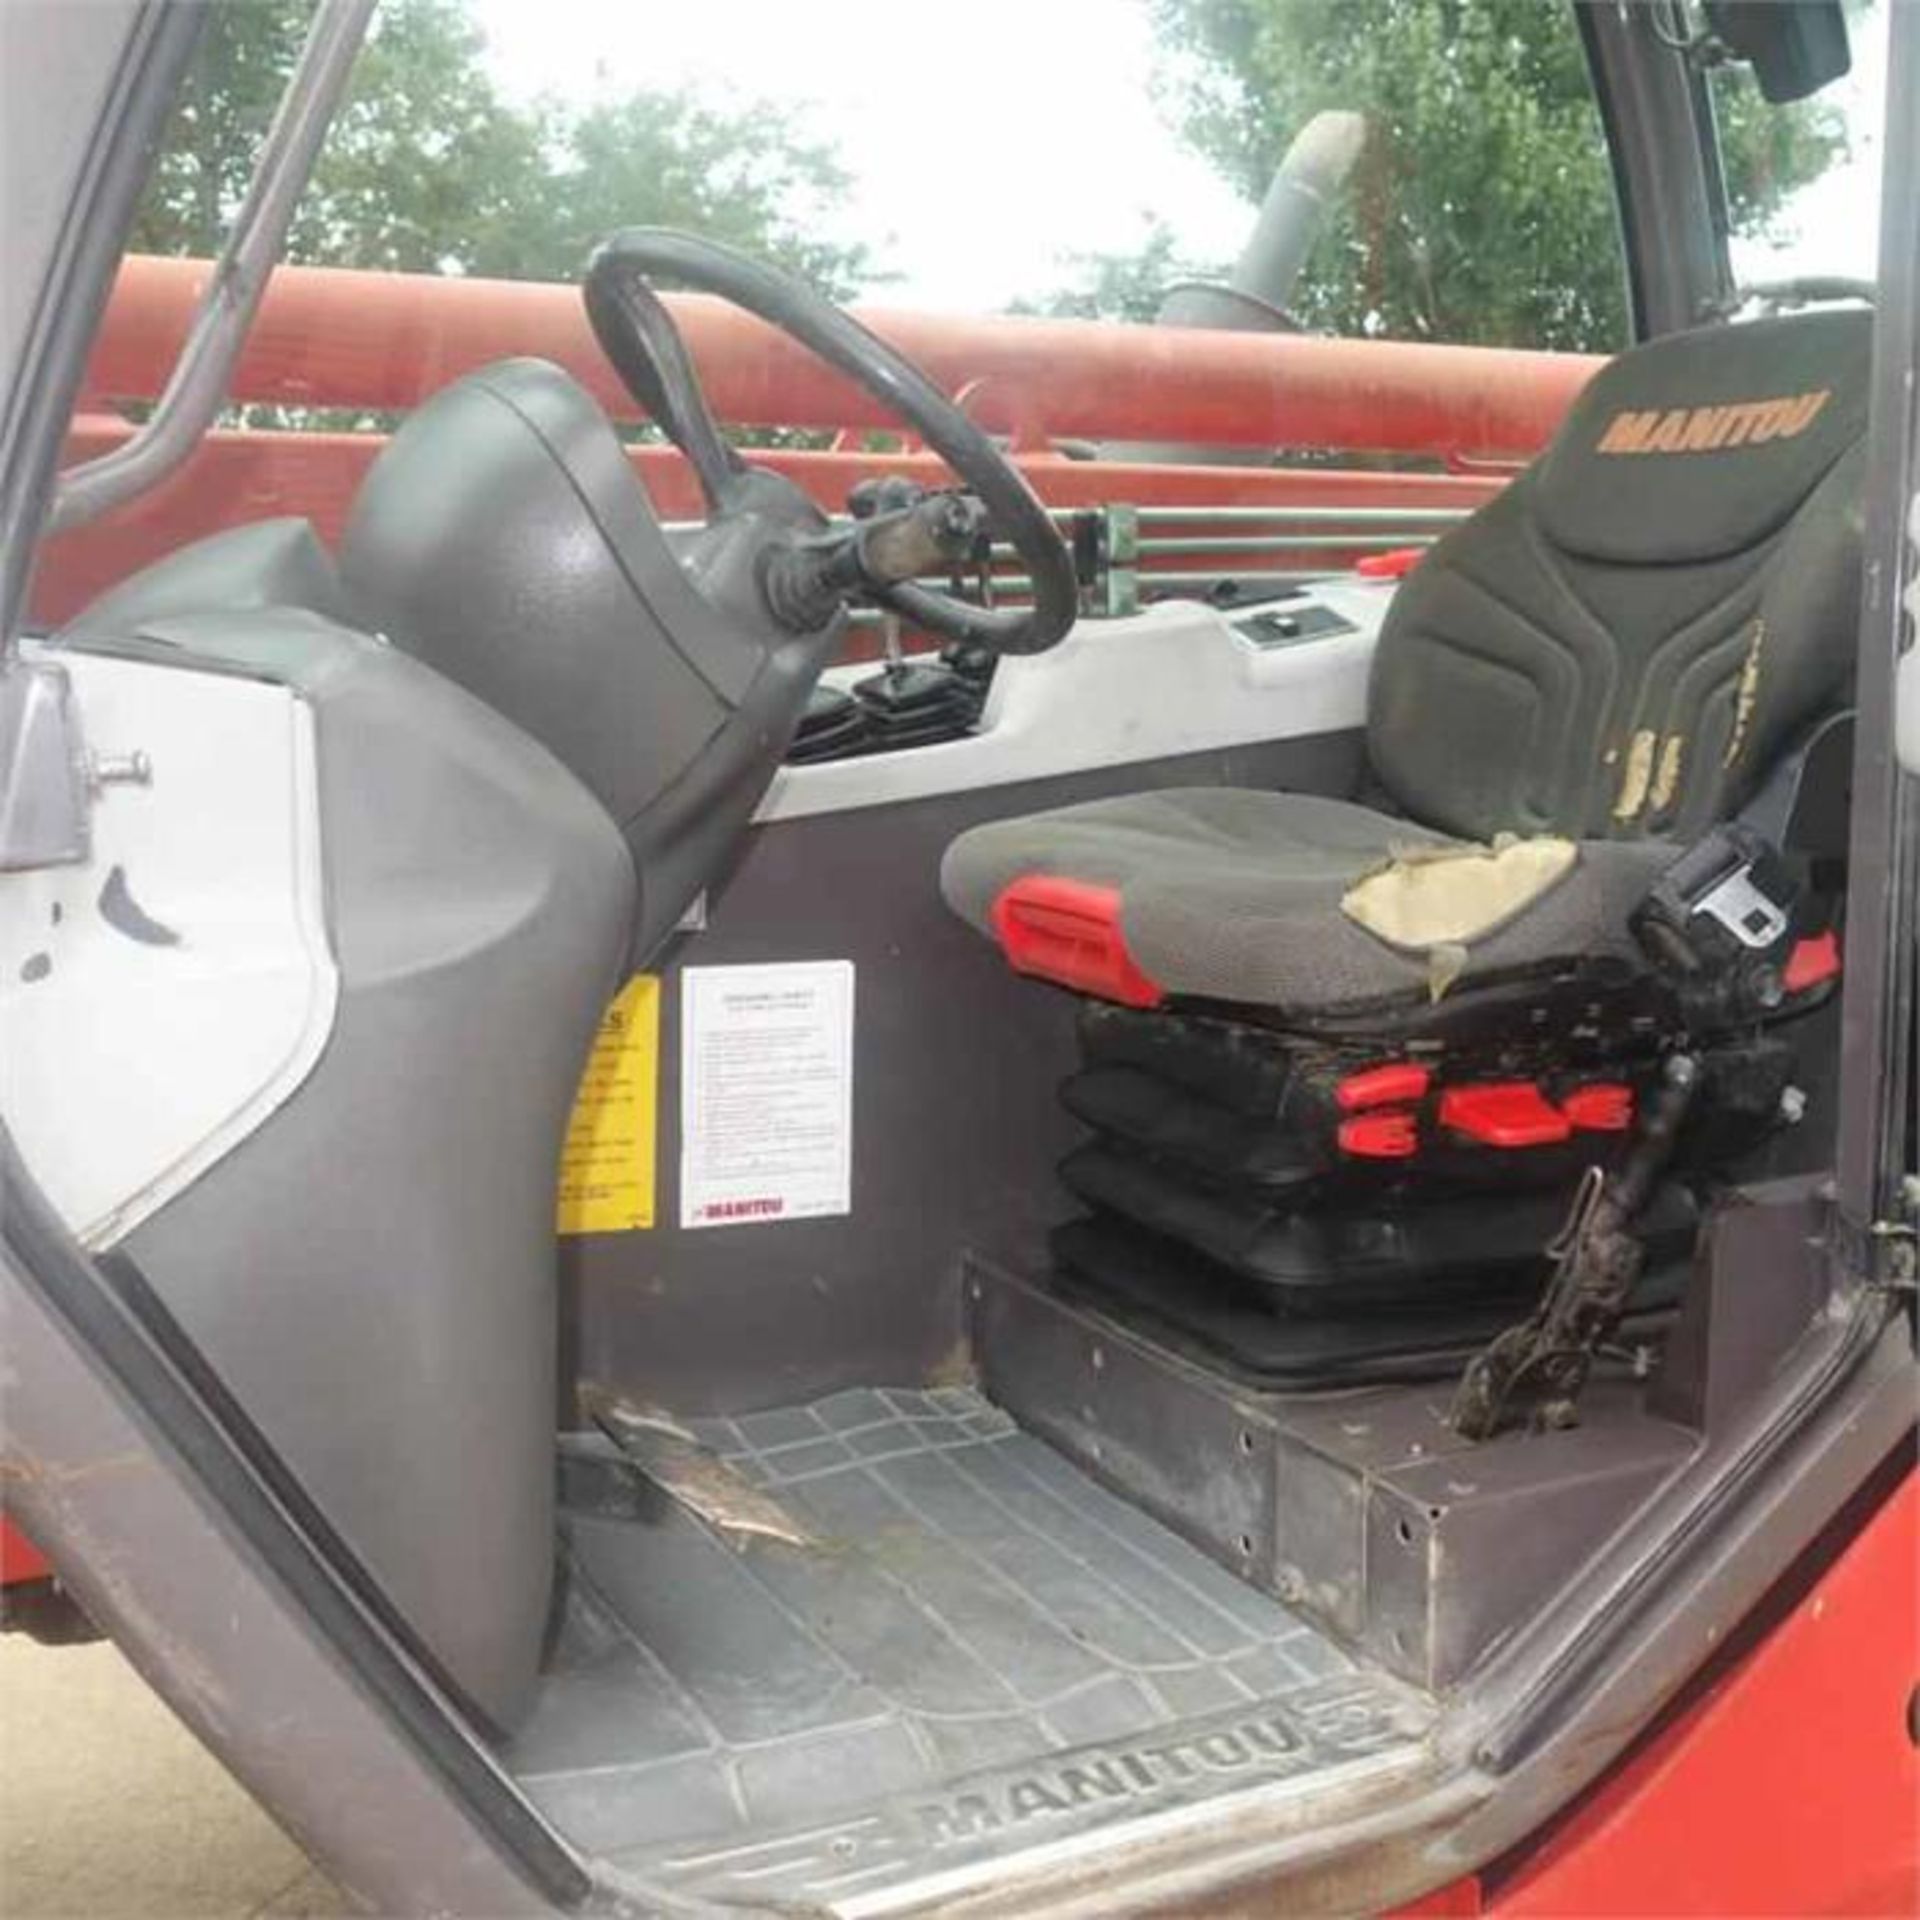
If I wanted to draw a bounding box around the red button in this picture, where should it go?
[1336,1063,1433,1112]
[1356,547,1426,580]
[1338,1112,1420,1158]
[1439,1082,1572,1147]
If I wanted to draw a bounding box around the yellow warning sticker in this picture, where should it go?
[556,974,659,1234]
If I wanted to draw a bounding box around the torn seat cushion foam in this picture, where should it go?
[940,788,1670,1014]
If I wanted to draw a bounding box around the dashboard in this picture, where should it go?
[755,574,1396,824]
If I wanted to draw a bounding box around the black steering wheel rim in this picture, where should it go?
[583,227,1078,656]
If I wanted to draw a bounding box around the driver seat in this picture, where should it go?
[941,311,1868,1322]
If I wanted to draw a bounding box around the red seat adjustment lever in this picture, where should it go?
[1336,1062,1432,1112]
[1339,1112,1420,1159]
[1439,1081,1572,1148]
[989,875,1166,1008]
[1562,1083,1634,1132]
[1782,929,1841,995]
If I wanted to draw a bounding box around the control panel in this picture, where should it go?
[1229,596,1361,649]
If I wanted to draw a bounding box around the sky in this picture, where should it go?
[466,0,1260,311]
[467,0,1888,315]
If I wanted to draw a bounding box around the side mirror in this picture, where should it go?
[1703,3,1850,104]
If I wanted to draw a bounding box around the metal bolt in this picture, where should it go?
[90,749,151,789]
[1777,1085,1808,1126]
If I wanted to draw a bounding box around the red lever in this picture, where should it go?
[1561,1083,1634,1132]
[1339,1112,1420,1159]
[1336,1062,1433,1112]
[1356,547,1426,580]
[1439,1081,1572,1148]
[989,875,1165,1009]
[1782,929,1841,995]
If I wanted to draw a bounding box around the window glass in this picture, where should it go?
[1717,0,1887,293]
[111,0,1887,337]
[40,0,1876,630]
[123,0,1632,343]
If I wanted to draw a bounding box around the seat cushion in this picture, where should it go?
[940,787,1672,1014]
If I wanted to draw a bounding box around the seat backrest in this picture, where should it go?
[1367,310,1871,844]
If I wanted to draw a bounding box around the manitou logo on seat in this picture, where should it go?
[1596,387,1831,455]
[698,1197,786,1221]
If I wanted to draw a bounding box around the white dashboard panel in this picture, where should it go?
[755,578,1393,823]
[0,645,338,1246]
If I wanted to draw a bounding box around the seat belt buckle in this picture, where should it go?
[1632,824,1799,1017]
[1692,862,1791,950]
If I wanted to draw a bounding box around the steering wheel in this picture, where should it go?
[583,229,1078,656]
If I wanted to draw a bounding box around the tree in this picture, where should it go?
[133,0,876,295]
[1013,221,1226,323]
[509,93,875,298]
[1147,0,1845,351]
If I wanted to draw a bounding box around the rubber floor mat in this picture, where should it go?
[511,1387,1432,1908]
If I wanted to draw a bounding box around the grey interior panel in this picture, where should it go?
[339,360,843,962]
[96,602,635,1731]
[58,516,351,636]
[566,728,1364,1418]
[513,1387,1430,1908]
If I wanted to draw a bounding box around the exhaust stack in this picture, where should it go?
[1158,110,1367,334]
[1101,112,1367,472]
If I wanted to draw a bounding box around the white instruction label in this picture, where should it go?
[680,961,854,1230]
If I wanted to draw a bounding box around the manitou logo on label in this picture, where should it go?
[909,1713,1308,1847]
[1596,387,1831,455]
[698,1197,786,1221]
